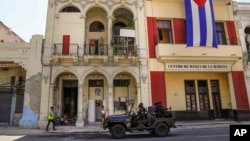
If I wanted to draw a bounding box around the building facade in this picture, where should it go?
[0,35,43,127]
[233,1,250,105]
[1,0,250,129]
[146,0,250,121]
[0,21,25,43]
[39,0,149,127]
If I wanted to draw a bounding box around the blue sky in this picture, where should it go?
[0,0,249,42]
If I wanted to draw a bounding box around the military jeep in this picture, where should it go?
[103,102,176,139]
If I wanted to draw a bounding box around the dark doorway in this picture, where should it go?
[63,80,78,116]
[94,40,99,55]
[0,88,12,123]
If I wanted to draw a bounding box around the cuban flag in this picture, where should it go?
[185,0,218,48]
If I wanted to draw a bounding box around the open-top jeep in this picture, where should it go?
[103,101,176,139]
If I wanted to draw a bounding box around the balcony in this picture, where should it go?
[83,44,108,56]
[53,43,79,56]
[156,44,242,65]
[50,43,138,66]
[113,44,137,56]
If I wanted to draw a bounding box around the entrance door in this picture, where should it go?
[88,80,104,122]
[211,80,222,118]
[63,80,78,116]
[94,40,99,55]
[0,88,12,123]
[62,35,70,55]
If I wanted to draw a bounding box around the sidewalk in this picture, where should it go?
[0,120,250,135]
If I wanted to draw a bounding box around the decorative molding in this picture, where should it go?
[59,0,69,3]
[236,20,242,29]
[49,0,57,6]
[43,66,50,84]
[136,0,144,10]
[80,14,86,19]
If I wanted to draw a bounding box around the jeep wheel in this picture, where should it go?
[155,123,169,137]
[111,124,126,139]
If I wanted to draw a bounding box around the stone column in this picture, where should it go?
[108,84,114,115]
[49,84,55,108]
[107,16,113,56]
[79,15,86,57]
[136,83,141,107]
[76,84,84,127]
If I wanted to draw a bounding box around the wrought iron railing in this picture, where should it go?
[52,43,138,57]
[53,43,79,56]
[113,44,137,56]
[84,44,108,55]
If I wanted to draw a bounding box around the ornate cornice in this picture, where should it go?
[49,0,144,9]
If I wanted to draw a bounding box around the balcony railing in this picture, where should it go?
[113,44,137,56]
[84,44,108,55]
[53,43,79,56]
[52,43,138,57]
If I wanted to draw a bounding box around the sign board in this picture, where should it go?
[165,64,231,72]
[120,29,135,37]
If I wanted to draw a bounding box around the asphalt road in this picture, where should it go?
[0,127,229,141]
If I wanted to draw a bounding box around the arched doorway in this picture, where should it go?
[113,72,137,114]
[53,73,78,125]
[84,73,108,123]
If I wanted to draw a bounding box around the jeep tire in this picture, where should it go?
[155,123,169,137]
[111,124,126,139]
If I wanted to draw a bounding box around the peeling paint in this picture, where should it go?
[19,73,41,128]
[19,106,38,128]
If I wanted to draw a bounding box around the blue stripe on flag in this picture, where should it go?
[185,0,193,47]
[209,0,218,48]
[199,7,207,46]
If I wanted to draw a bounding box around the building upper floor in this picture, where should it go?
[42,0,147,67]
[0,21,25,43]
[233,1,250,65]
[145,0,243,68]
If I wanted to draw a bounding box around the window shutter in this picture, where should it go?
[147,17,157,58]
[226,21,238,45]
[150,71,167,107]
[173,18,186,44]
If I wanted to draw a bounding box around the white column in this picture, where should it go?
[49,84,54,108]
[107,16,113,56]
[80,15,86,56]
[108,84,114,115]
[137,83,141,107]
[76,84,84,127]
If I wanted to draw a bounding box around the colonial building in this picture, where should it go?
[39,0,149,127]
[1,0,250,129]
[145,0,250,121]
[0,20,43,127]
[0,34,43,126]
[233,1,250,103]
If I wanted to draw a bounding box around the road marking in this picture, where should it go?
[196,134,229,138]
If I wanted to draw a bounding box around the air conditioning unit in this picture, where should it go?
[11,76,22,85]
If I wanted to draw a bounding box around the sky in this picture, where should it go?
[0,0,249,42]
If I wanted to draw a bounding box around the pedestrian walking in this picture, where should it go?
[100,106,106,128]
[46,106,56,131]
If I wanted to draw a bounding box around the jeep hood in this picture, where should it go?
[106,114,129,121]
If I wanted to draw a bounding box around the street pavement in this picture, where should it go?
[0,120,250,135]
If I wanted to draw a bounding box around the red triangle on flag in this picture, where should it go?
[193,0,207,8]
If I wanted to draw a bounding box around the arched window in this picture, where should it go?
[89,22,104,32]
[61,6,80,12]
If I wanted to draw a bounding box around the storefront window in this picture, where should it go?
[184,80,197,111]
